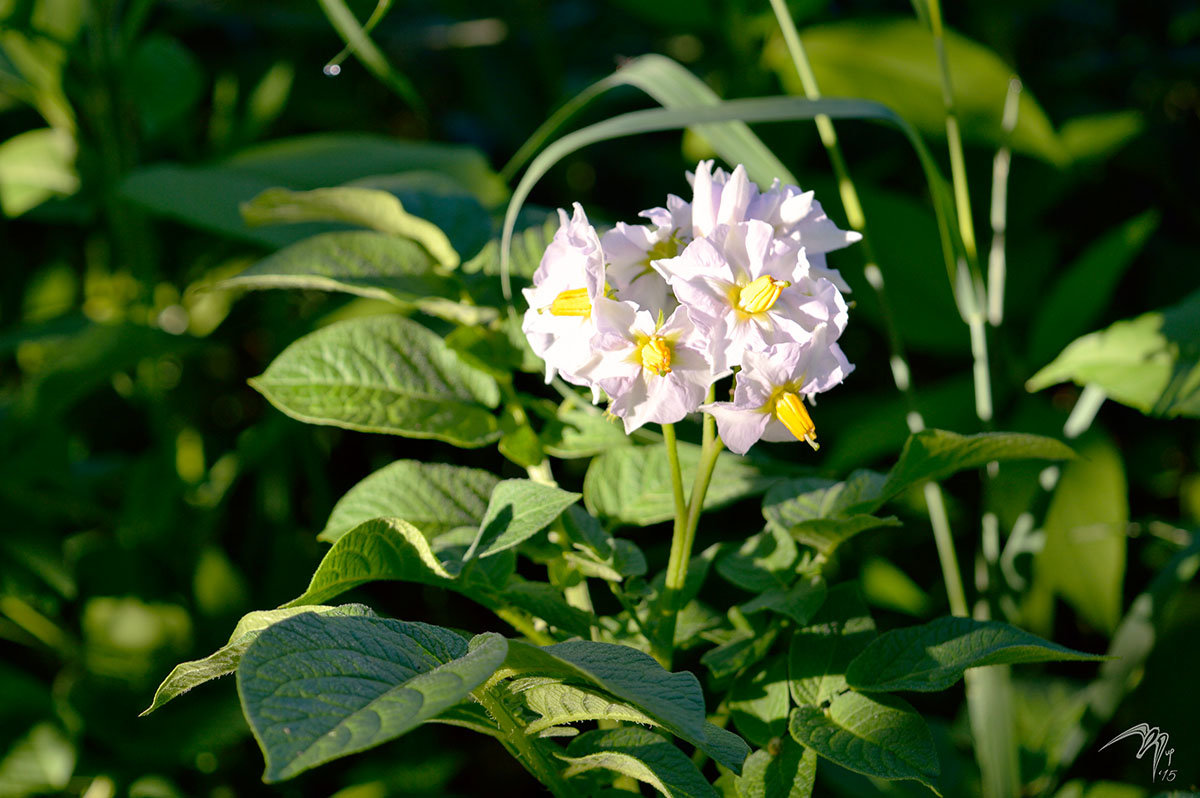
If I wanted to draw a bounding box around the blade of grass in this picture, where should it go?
[315,0,425,116]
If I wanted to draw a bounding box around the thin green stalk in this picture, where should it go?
[987,79,1022,326]
[662,423,688,537]
[494,607,555,646]
[473,681,574,798]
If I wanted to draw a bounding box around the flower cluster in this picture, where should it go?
[522,161,859,454]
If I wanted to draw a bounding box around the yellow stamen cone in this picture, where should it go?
[775,391,819,450]
[547,287,591,317]
[640,336,672,376]
[737,275,789,313]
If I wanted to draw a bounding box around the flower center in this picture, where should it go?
[736,275,789,314]
[639,335,672,376]
[774,391,819,450]
[548,287,591,317]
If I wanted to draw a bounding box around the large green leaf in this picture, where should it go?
[767,17,1063,163]
[237,613,507,780]
[224,133,507,206]
[845,617,1103,693]
[735,739,816,798]
[249,314,501,447]
[1027,211,1159,367]
[762,471,900,555]
[510,678,656,734]
[560,726,718,798]
[585,444,805,526]
[788,692,941,794]
[715,527,798,593]
[728,656,791,748]
[875,430,1076,507]
[0,127,78,217]
[240,186,460,268]
[465,479,581,559]
[320,460,498,543]
[217,231,458,305]
[1024,437,1128,636]
[788,584,876,707]
[285,518,501,607]
[1027,288,1200,418]
[503,640,750,772]
[741,575,828,626]
[142,604,373,715]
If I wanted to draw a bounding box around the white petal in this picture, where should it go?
[700,403,769,455]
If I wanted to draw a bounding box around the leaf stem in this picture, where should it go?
[473,682,574,798]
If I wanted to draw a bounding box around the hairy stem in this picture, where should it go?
[473,682,574,797]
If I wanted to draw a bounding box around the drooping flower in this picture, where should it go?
[654,219,849,370]
[588,299,723,433]
[521,203,607,389]
[700,326,853,455]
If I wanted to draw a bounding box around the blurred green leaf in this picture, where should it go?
[465,479,580,559]
[1027,289,1200,418]
[1028,210,1160,367]
[82,597,191,682]
[0,30,74,130]
[0,723,74,798]
[1059,110,1145,164]
[237,613,506,780]
[860,557,931,617]
[560,726,719,798]
[315,0,425,114]
[250,315,501,447]
[0,126,77,216]
[735,739,816,798]
[142,604,374,715]
[1024,437,1128,636]
[585,444,807,526]
[768,18,1063,163]
[241,61,294,143]
[539,405,632,459]
[845,617,1103,693]
[788,692,940,793]
[320,460,498,543]
[241,187,460,268]
[126,34,204,137]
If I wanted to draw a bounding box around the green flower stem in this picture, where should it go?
[656,426,724,667]
[662,423,688,537]
[473,681,574,798]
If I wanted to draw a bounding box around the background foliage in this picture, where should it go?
[1,0,1198,796]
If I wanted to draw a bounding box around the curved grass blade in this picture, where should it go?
[324,0,393,76]
[316,0,425,115]
[499,97,959,307]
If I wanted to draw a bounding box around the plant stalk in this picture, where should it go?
[473,683,574,797]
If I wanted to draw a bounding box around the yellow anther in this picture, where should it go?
[774,391,819,450]
[547,287,591,317]
[737,275,789,313]
[640,336,672,376]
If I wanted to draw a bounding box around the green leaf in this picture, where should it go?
[875,430,1076,507]
[237,613,507,781]
[762,471,901,555]
[126,34,204,137]
[285,518,506,608]
[788,584,876,707]
[510,678,656,734]
[501,580,593,638]
[351,172,492,263]
[465,479,580,559]
[767,18,1063,163]
[0,127,78,217]
[788,692,940,794]
[741,575,828,626]
[702,627,779,681]
[249,314,501,447]
[1059,110,1144,164]
[735,739,816,798]
[1028,211,1160,367]
[226,133,507,207]
[241,186,460,268]
[540,405,633,459]
[142,604,374,715]
[585,443,805,526]
[729,656,791,748]
[1024,436,1128,635]
[845,617,1104,693]
[1027,288,1200,418]
[315,0,425,114]
[0,723,75,797]
[503,640,750,772]
[217,231,458,305]
[716,527,798,593]
[560,726,719,798]
[320,460,498,543]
